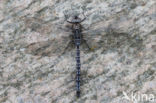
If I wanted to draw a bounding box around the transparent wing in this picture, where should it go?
[22,16,110,55]
[22,17,72,57]
[22,16,72,35]
[24,37,71,57]
[81,20,110,51]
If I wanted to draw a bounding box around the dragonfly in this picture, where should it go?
[63,13,87,97]
[22,11,107,97]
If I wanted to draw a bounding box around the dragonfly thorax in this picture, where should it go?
[73,24,81,30]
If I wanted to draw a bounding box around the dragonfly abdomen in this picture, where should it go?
[76,45,81,97]
[74,29,82,97]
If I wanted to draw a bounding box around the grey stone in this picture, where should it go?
[0,0,155,103]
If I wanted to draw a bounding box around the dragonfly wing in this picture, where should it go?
[82,20,113,51]
[25,37,71,57]
[82,30,105,51]
[54,23,73,33]
[22,17,73,57]
[82,35,102,52]
[22,16,72,35]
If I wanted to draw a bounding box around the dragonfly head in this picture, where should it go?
[74,15,79,19]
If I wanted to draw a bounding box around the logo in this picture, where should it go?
[122,91,155,102]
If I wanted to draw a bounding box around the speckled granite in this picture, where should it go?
[0,0,156,103]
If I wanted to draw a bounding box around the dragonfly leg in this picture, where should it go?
[82,39,92,51]
[61,40,75,55]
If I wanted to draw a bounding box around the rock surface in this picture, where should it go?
[0,0,156,103]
